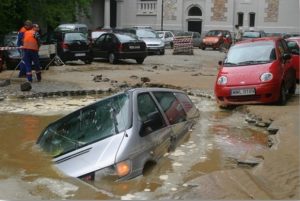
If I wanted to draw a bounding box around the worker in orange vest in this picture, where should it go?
[22,24,42,82]
[17,20,32,77]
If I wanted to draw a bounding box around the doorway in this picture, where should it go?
[188,21,202,33]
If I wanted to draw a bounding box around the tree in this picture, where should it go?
[0,0,92,35]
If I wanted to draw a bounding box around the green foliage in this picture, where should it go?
[0,0,92,35]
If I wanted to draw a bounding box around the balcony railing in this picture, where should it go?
[137,1,157,15]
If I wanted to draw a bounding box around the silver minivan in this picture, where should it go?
[37,88,199,181]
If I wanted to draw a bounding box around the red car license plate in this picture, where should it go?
[231,88,255,96]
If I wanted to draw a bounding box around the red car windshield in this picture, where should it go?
[224,41,276,66]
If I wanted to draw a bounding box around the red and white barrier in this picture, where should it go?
[0,46,20,51]
[173,36,193,55]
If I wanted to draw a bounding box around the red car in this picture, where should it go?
[215,37,297,107]
[286,37,300,81]
[200,30,233,50]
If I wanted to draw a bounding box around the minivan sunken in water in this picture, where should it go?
[37,88,200,181]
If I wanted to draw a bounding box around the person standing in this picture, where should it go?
[234,24,243,43]
[22,24,42,82]
[17,20,32,77]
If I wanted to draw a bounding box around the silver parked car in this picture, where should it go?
[37,88,199,181]
[135,29,165,55]
[157,31,175,48]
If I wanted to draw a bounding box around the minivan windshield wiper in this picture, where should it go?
[237,60,271,65]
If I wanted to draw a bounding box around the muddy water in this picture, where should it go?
[0,96,269,200]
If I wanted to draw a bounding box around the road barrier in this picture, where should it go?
[173,36,193,55]
[0,46,20,51]
[0,45,56,57]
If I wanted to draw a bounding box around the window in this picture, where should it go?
[249,12,255,27]
[96,34,106,45]
[38,93,131,157]
[174,93,194,113]
[153,92,187,125]
[287,41,300,55]
[188,7,202,16]
[137,93,166,137]
[238,12,244,27]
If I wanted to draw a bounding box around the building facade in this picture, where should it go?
[81,0,299,34]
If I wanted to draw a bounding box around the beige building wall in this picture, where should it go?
[83,0,299,34]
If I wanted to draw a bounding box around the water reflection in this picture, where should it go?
[0,96,269,200]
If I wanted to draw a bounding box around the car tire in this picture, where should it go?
[289,78,297,94]
[159,50,165,55]
[136,58,144,64]
[108,53,117,64]
[201,45,206,50]
[278,83,287,105]
[170,42,174,49]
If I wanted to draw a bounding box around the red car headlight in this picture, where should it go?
[260,72,273,82]
[217,76,228,85]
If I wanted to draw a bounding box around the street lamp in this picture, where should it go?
[161,0,164,31]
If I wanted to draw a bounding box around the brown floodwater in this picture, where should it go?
[0,96,269,200]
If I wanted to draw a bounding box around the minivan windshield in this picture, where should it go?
[37,93,131,157]
[224,41,276,66]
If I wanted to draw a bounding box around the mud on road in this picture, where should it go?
[0,49,299,199]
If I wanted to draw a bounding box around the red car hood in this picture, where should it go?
[219,63,273,86]
[203,36,220,43]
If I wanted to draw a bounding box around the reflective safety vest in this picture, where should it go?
[19,27,27,33]
[23,30,38,51]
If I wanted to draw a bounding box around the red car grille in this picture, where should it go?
[226,95,262,102]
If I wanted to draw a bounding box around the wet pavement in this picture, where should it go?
[0,95,269,200]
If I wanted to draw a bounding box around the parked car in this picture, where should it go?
[116,28,165,55]
[241,30,267,40]
[91,32,147,64]
[1,32,53,69]
[200,30,233,50]
[36,88,200,181]
[135,29,165,55]
[174,31,202,47]
[54,32,92,64]
[215,37,297,107]
[156,31,175,48]
[286,37,300,81]
[55,24,88,35]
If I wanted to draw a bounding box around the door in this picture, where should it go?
[278,40,295,88]
[137,93,172,159]
[188,21,202,34]
[92,34,107,58]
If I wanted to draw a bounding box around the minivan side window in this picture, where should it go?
[137,93,166,137]
[153,92,187,125]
